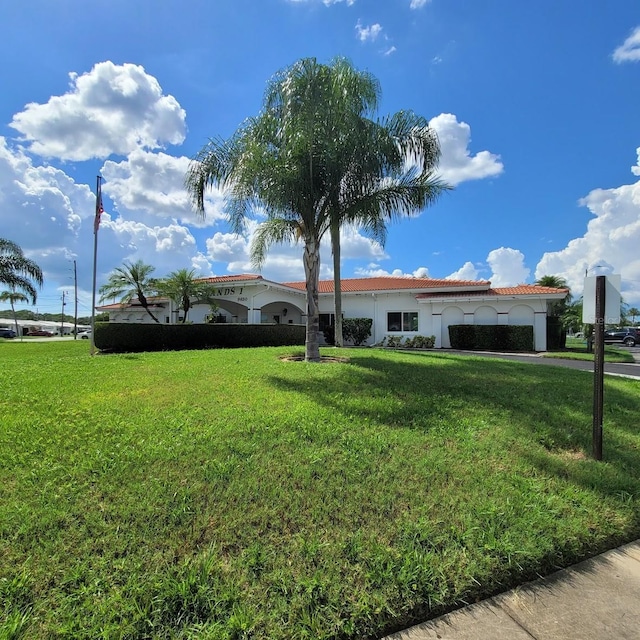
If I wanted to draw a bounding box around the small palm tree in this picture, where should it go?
[156,268,211,323]
[628,307,640,325]
[0,238,43,304]
[0,290,29,339]
[99,260,160,323]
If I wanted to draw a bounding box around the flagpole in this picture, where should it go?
[90,175,102,356]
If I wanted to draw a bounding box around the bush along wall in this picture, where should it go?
[448,324,534,352]
[382,335,436,349]
[322,318,373,346]
[94,322,306,353]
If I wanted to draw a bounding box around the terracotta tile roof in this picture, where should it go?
[281,276,491,293]
[197,274,264,284]
[493,285,569,296]
[416,285,570,299]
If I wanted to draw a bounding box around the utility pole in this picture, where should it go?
[73,260,78,339]
[61,291,66,337]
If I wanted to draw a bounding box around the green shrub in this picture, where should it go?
[383,336,404,348]
[385,335,435,349]
[546,316,567,350]
[322,324,335,346]
[409,335,436,349]
[448,324,534,352]
[94,322,306,353]
[343,318,373,346]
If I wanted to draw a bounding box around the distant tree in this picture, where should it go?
[156,268,215,323]
[0,238,43,304]
[0,290,29,339]
[562,298,584,334]
[99,260,160,323]
[628,307,640,325]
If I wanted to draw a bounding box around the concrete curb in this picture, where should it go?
[383,540,640,639]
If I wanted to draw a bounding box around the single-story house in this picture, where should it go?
[97,274,568,351]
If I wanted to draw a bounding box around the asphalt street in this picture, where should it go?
[448,346,640,380]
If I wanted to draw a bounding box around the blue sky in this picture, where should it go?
[1,0,639,315]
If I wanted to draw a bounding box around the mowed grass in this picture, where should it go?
[1,341,639,639]
[542,337,635,363]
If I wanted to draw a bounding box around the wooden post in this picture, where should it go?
[592,275,605,461]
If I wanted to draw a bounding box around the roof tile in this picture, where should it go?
[282,276,490,293]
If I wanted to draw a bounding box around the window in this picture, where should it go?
[387,311,418,332]
[319,313,335,331]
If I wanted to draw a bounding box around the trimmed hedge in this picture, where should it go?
[448,324,534,352]
[94,322,306,353]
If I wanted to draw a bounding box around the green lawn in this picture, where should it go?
[1,341,639,639]
[543,337,635,363]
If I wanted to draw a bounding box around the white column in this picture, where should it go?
[534,312,547,351]
[432,313,442,348]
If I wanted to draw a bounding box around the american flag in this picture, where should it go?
[94,177,104,233]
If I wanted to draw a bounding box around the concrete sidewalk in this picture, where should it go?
[384,540,640,640]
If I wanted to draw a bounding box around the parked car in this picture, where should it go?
[0,328,16,338]
[77,330,92,339]
[28,329,54,337]
[603,327,640,346]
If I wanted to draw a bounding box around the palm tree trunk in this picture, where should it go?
[143,306,161,323]
[10,300,21,341]
[330,218,343,347]
[303,237,321,362]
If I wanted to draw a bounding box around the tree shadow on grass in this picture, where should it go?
[268,350,640,502]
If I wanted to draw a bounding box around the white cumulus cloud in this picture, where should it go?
[10,61,186,161]
[613,26,640,63]
[204,220,386,282]
[446,261,480,281]
[354,264,430,278]
[487,247,530,287]
[430,113,504,185]
[536,151,640,305]
[101,150,225,227]
[410,0,430,8]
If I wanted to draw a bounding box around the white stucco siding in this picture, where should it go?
[441,305,464,348]
[474,305,498,325]
[508,304,535,325]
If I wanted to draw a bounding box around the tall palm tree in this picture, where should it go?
[99,260,161,323]
[186,57,448,360]
[156,268,210,323]
[0,238,43,304]
[0,290,29,339]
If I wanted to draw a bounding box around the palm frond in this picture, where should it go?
[251,218,302,269]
